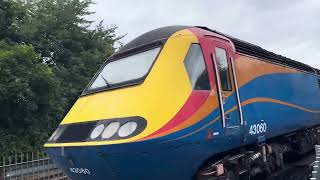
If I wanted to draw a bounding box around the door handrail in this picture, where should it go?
[230,57,244,125]
[211,53,226,128]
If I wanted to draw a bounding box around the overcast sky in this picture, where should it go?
[88,0,320,68]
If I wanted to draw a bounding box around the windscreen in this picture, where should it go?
[88,47,161,91]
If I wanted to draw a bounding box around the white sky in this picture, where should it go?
[88,0,320,68]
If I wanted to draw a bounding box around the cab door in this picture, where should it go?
[210,37,244,138]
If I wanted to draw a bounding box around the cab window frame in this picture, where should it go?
[82,42,164,96]
[215,47,232,91]
[183,43,211,91]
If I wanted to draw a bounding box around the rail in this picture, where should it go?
[0,152,69,180]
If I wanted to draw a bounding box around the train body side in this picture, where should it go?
[156,50,320,157]
[234,53,320,143]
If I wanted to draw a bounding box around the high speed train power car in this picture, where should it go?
[45,26,320,180]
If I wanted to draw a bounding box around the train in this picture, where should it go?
[44,26,320,180]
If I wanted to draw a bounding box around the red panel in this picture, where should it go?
[146,91,209,138]
[188,28,218,92]
[144,27,224,139]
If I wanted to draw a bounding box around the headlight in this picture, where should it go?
[90,124,105,139]
[47,116,147,143]
[118,122,138,137]
[102,122,120,139]
[90,117,146,140]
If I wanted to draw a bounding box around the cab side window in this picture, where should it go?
[184,44,210,90]
[216,48,232,91]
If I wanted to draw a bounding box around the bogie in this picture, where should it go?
[196,127,320,180]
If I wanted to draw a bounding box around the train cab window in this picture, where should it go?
[88,47,161,91]
[184,44,210,90]
[215,48,232,91]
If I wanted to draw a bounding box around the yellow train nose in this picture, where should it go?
[45,29,199,147]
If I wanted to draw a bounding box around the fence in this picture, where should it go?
[311,145,320,180]
[0,152,69,180]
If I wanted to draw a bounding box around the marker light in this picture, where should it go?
[90,124,105,139]
[102,122,120,139]
[48,126,66,141]
[118,122,138,137]
[48,129,59,141]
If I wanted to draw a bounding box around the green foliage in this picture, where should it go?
[0,41,55,128]
[0,0,119,155]
[0,0,28,42]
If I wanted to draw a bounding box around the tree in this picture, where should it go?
[0,0,119,155]
[0,0,28,42]
[0,41,59,153]
[19,0,118,106]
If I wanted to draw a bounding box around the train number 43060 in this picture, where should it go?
[249,122,267,135]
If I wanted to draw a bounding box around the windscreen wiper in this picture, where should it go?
[101,75,111,88]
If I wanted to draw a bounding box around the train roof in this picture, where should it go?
[115,26,319,75]
[115,26,190,55]
[197,26,320,75]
